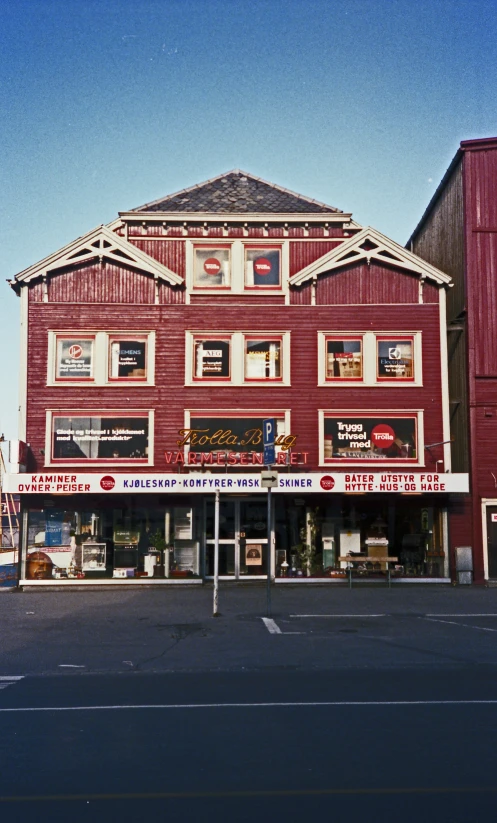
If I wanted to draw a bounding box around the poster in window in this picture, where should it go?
[245,248,281,287]
[326,339,362,380]
[323,415,417,461]
[246,544,263,565]
[245,340,281,379]
[194,248,230,287]
[377,339,414,379]
[194,339,230,378]
[52,416,149,461]
[110,340,147,378]
[56,338,93,379]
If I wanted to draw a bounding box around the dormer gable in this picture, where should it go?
[10,224,183,293]
[289,227,452,288]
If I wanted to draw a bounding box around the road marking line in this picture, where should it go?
[2,699,497,713]
[0,677,24,691]
[290,614,386,618]
[1,786,497,802]
[261,618,282,634]
[422,617,497,633]
[426,614,497,617]
[58,665,86,668]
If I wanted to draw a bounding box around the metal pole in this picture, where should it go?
[213,489,220,616]
[267,486,272,617]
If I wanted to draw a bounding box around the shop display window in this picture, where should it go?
[321,412,419,463]
[244,337,282,380]
[193,246,231,288]
[376,336,414,381]
[244,247,281,288]
[186,332,289,385]
[325,337,363,381]
[50,412,150,463]
[319,331,421,386]
[108,336,148,380]
[55,336,95,381]
[49,331,154,385]
[193,337,231,380]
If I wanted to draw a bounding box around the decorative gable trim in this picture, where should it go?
[289,227,452,287]
[12,225,183,290]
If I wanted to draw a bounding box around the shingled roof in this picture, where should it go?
[129,170,342,214]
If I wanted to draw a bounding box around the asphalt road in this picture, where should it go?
[1,585,497,821]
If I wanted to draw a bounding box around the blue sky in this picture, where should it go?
[1,0,497,459]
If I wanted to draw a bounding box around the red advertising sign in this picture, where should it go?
[68,344,83,359]
[254,257,272,276]
[100,476,116,491]
[320,475,335,490]
[204,258,222,275]
[371,424,395,448]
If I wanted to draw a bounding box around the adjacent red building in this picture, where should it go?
[6,170,468,585]
[409,136,497,584]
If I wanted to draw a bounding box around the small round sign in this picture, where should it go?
[68,344,83,359]
[254,257,272,276]
[100,476,116,491]
[204,258,222,276]
[320,475,335,491]
[371,424,395,448]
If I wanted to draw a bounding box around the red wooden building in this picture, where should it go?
[409,136,497,584]
[6,170,468,585]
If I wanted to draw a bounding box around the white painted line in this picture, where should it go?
[0,676,24,691]
[0,676,24,681]
[261,618,282,634]
[1,699,497,713]
[58,665,86,668]
[426,614,497,617]
[290,614,386,618]
[422,617,497,633]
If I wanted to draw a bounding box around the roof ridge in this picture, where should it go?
[129,169,341,214]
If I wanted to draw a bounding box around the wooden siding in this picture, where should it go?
[410,158,464,321]
[290,241,342,276]
[47,262,156,303]
[466,231,497,375]
[447,324,469,472]
[25,299,444,476]
[189,294,286,306]
[131,239,185,278]
[314,262,424,305]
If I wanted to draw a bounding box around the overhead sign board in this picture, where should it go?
[3,472,470,495]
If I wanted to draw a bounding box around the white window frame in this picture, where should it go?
[44,409,155,467]
[185,239,289,297]
[47,331,155,386]
[318,409,425,467]
[183,409,292,462]
[318,331,422,387]
[185,331,290,386]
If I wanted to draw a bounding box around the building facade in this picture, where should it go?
[409,136,497,584]
[6,171,468,586]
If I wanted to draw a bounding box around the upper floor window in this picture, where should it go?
[319,332,421,386]
[49,331,155,386]
[244,247,281,288]
[193,246,231,288]
[186,331,289,385]
[189,241,285,293]
[55,336,95,381]
[46,410,154,466]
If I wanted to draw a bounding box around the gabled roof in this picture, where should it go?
[128,169,342,215]
[11,225,183,290]
[289,226,452,287]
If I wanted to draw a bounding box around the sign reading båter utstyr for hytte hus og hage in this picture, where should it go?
[3,473,469,494]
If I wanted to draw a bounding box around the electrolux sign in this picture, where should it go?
[3,473,470,494]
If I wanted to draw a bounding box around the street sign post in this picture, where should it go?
[261,471,278,488]
[263,418,275,467]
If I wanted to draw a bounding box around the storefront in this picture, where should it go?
[4,472,468,585]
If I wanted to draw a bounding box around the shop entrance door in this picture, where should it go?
[204,498,269,579]
[485,505,497,578]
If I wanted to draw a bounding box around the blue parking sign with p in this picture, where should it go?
[263,418,275,465]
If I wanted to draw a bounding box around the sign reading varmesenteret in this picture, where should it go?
[3,472,470,494]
